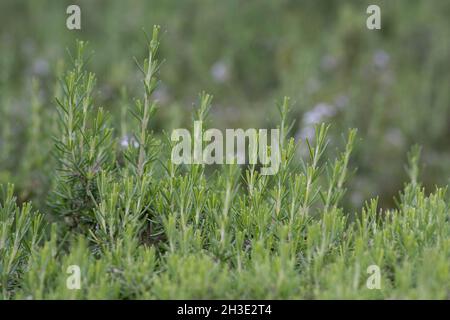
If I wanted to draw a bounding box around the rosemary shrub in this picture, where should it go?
[0,26,449,300]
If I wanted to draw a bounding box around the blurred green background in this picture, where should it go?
[0,0,449,210]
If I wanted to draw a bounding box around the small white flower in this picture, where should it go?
[32,58,49,76]
[297,126,316,141]
[120,134,139,149]
[152,84,170,104]
[303,103,336,126]
[297,102,338,148]
[373,50,390,69]
[211,61,229,83]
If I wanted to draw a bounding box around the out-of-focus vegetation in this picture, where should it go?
[1,1,449,211]
[0,26,449,299]
[0,1,450,300]
[1,1,449,210]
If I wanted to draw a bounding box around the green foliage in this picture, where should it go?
[2,0,450,209]
[0,185,45,299]
[50,40,114,231]
[0,3,449,299]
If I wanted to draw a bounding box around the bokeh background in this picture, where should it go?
[1,0,449,211]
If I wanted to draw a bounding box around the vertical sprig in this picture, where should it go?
[272,97,296,218]
[50,40,113,229]
[301,124,329,215]
[127,25,161,178]
[406,145,421,187]
[117,26,163,248]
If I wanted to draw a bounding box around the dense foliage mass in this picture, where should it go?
[1,24,449,299]
[1,1,450,209]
